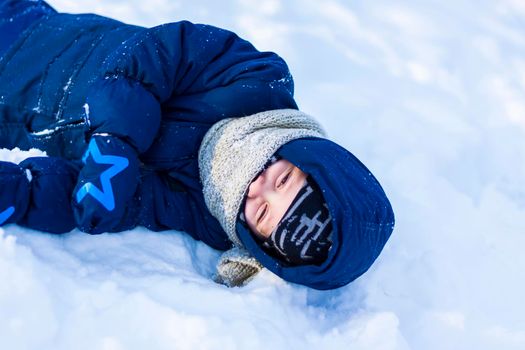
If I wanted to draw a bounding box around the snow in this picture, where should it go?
[1,0,525,349]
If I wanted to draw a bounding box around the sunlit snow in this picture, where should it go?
[1,1,524,349]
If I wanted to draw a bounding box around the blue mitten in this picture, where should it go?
[0,161,30,225]
[73,134,140,233]
[18,157,80,233]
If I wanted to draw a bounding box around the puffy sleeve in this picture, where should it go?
[85,20,297,151]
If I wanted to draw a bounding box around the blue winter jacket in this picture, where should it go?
[0,0,297,250]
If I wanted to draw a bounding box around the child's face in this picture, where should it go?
[244,159,307,240]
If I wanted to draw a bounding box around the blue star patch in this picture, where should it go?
[75,138,129,211]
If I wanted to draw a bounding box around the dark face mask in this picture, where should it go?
[261,179,333,266]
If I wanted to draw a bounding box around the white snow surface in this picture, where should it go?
[1,1,525,349]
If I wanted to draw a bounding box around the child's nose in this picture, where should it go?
[247,174,265,198]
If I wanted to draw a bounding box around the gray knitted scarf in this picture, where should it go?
[198,109,327,248]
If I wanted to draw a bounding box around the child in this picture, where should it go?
[0,0,395,289]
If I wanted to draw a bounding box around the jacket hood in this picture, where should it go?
[236,137,395,290]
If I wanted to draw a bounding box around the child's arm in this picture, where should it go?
[73,21,297,236]
[0,155,229,249]
[74,139,229,247]
[85,20,297,144]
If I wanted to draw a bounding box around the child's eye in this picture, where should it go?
[279,171,292,187]
[257,204,268,223]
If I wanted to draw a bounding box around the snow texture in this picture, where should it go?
[1,0,525,349]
